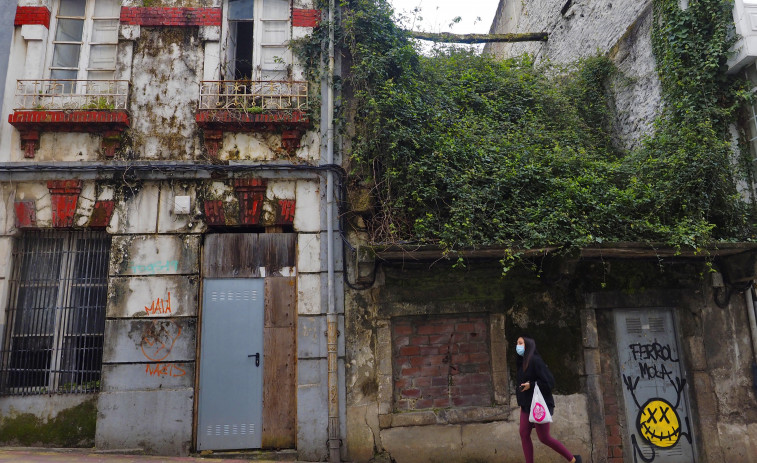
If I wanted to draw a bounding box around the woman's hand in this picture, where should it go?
[520,382,531,392]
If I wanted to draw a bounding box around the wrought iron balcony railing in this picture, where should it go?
[14,79,129,111]
[199,80,308,112]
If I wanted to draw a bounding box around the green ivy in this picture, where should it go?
[295,0,755,256]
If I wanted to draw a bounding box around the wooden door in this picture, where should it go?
[201,233,297,449]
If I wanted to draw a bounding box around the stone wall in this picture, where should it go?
[486,0,661,151]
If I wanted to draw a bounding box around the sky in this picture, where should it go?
[387,0,500,35]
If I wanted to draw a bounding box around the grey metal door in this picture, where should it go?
[614,309,695,463]
[198,278,264,450]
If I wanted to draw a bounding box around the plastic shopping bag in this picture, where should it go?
[529,383,553,424]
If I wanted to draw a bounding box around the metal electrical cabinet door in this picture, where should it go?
[197,278,264,450]
[614,309,696,463]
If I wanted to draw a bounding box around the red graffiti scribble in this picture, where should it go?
[145,363,186,377]
[140,320,182,362]
[145,292,172,315]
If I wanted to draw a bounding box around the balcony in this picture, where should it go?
[8,79,130,158]
[196,80,310,156]
[730,0,757,72]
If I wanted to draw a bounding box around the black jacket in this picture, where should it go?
[515,352,556,415]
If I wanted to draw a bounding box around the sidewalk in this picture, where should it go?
[0,448,306,463]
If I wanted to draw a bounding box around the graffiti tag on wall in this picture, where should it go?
[622,341,692,463]
[129,260,179,274]
[145,292,172,315]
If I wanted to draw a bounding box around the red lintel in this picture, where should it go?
[15,6,51,28]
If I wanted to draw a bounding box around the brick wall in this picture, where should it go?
[392,314,492,411]
[292,8,320,27]
[120,7,222,27]
[14,6,51,28]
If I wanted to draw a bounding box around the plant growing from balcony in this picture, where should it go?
[84,96,115,110]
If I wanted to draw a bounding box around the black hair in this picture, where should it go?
[522,336,537,372]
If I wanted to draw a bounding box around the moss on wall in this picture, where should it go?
[0,398,97,447]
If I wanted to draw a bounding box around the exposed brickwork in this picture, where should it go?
[392,314,492,411]
[292,8,320,27]
[14,6,51,28]
[120,7,222,26]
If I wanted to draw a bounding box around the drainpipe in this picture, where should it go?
[326,0,340,460]
[745,285,757,390]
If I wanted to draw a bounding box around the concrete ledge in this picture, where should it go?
[378,405,512,429]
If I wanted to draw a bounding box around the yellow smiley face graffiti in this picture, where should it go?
[637,398,680,448]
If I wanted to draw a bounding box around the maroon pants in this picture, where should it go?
[519,409,574,462]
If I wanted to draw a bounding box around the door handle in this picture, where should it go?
[248,353,260,367]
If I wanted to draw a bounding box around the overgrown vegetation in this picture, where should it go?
[296,0,755,256]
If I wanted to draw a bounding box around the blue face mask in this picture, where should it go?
[516,345,525,356]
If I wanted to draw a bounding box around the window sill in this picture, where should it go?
[378,404,512,429]
[195,109,310,157]
[9,110,130,158]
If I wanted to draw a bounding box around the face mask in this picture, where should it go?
[516,345,525,356]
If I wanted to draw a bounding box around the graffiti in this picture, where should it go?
[145,292,172,315]
[623,375,692,463]
[638,362,674,381]
[629,342,680,363]
[145,362,186,377]
[129,260,179,274]
[140,320,182,362]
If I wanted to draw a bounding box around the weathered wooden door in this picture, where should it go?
[614,309,696,463]
[198,233,297,450]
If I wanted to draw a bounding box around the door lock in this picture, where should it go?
[248,353,260,367]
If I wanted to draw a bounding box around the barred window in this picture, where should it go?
[0,230,110,395]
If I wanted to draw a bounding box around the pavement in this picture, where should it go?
[0,448,307,463]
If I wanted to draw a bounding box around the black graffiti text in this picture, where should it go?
[638,362,674,381]
[629,342,679,363]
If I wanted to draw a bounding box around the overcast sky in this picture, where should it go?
[387,0,500,34]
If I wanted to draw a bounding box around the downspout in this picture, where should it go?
[326,0,340,460]
[745,285,757,390]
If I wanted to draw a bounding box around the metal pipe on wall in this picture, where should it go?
[745,285,757,390]
[325,0,340,460]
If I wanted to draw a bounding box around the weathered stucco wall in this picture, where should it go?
[486,0,661,151]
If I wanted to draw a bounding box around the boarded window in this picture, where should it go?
[392,314,492,411]
[0,230,110,395]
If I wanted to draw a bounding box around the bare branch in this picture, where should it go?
[405,31,548,44]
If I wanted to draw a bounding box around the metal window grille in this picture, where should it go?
[0,230,110,395]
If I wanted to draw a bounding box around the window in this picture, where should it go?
[224,0,291,81]
[0,230,110,394]
[48,0,119,91]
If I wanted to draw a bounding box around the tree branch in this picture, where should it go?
[405,31,548,44]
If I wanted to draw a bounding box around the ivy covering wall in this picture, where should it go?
[296,0,755,256]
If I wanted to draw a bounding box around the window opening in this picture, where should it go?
[0,230,110,395]
[48,0,119,93]
[224,0,291,81]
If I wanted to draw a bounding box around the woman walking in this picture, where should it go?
[515,336,582,463]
